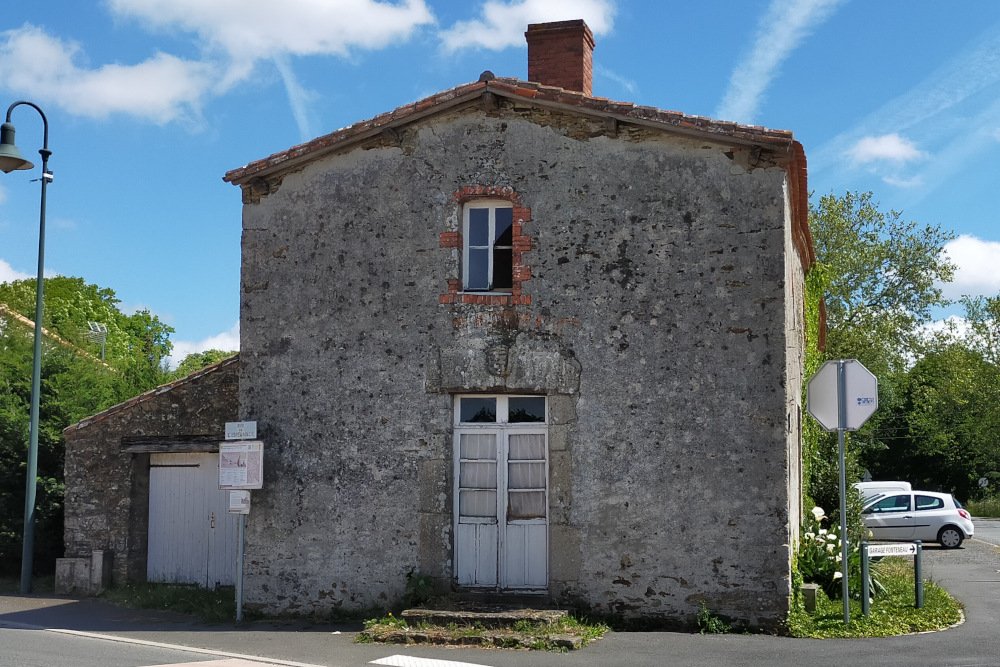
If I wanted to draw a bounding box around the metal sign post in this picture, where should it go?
[807,359,878,625]
[222,421,259,624]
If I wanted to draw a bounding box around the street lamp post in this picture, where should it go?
[0,100,53,594]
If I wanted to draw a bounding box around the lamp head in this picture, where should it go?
[0,121,34,173]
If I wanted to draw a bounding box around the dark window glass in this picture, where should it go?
[495,207,513,245]
[467,248,489,290]
[469,208,489,246]
[492,248,512,289]
[915,495,944,511]
[509,396,545,422]
[461,397,497,423]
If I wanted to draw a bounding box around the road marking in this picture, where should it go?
[0,619,324,667]
[371,656,494,667]
[146,661,297,667]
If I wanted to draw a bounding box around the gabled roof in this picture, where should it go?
[63,353,238,434]
[223,74,813,270]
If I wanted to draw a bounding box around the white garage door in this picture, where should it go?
[147,452,240,588]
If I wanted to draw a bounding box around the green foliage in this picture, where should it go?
[401,570,436,608]
[168,349,236,381]
[101,583,239,624]
[788,557,961,638]
[965,494,1000,517]
[0,276,176,575]
[695,602,731,634]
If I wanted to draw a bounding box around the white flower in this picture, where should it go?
[811,507,825,521]
[833,571,843,580]
[818,528,828,535]
[835,553,842,562]
[805,532,815,540]
[826,543,836,553]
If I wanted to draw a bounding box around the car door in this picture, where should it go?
[863,493,915,540]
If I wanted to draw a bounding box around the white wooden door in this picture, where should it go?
[454,426,548,590]
[147,453,239,588]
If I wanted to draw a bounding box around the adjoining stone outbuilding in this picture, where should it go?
[60,19,813,628]
[59,356,238,593]
[221,20,812,628]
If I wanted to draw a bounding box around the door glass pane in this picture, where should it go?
[508,490,545,519]
[460,489,497,517]
[508,433,545,460]
[468,208,489,245]
[494,207,513,245]
[460,461,497,488]
[509,397,545,423]
[467,249,489,290]
[460,397,496,423]
[508,462,546,489]
[459,432,497,459]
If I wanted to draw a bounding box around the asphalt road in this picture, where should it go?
[971,517,1000,546]
[1,536,999,667]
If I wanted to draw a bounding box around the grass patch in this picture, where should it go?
[358,612,609,651]
[100,583,239,624]
[788,557,962,638]
[966,494,1000,518]
[0,575,54,594]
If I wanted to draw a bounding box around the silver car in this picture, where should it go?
[862,490,975,548]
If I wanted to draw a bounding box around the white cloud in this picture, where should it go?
[108,0,435,62]
[440,0,614,52]
[847,134,925,165]
[0,25,214,123]
[0,258,32,284]
[273,55,318,141]
[595,64,637,96]
[882,174,924,189]
[941,235,1000,299]
[167,320,240,369]
[715,0,844,123]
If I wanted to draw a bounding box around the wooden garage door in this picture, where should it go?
[147,453,239,588]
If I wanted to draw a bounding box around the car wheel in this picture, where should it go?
[938,526,964,548]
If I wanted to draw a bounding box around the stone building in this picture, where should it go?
[62,20,812,627]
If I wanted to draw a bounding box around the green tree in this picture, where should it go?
[0,276,175,574]
[807,192,956,496]
[169,349,237,381]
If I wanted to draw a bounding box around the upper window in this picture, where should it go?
[865,494,911,514]
[463,201,513,292]
[456,395,546,424]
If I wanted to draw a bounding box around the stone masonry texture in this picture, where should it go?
[237,100,806,628]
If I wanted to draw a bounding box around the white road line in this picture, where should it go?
[0,618,324,667]
[370,656,494,667]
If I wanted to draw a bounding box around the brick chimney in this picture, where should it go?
[525,20,595,96]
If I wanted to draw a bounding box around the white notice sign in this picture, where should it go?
[225,421,257,440]
[219,440,264,489]
[867,543,917,557]
[228,490,251,514]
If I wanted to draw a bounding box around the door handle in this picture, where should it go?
[210,512,216,528]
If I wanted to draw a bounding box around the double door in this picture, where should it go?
[454,426,548,590]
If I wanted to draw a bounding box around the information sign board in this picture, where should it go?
[219,440,263,490]
[228,490,251,514]
[225,421,257,440]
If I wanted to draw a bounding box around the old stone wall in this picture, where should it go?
[239,103,804,626]
[62,357,238,584]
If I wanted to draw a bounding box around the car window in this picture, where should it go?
[865,494,911,513]
[915,495,944,511]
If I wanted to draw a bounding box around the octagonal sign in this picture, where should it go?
[807,359,878,431]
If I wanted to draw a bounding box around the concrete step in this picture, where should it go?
[401,606,568,629]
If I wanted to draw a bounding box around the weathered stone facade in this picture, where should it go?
[227,85,809,627]
[62,357,238,584]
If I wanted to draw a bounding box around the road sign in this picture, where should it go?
[867,543,917,557]
[225,421,257,440]
[807,359,878,431]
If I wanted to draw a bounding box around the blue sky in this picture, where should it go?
[1,0,999,366]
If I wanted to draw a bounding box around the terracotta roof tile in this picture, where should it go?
[223,76,796,185]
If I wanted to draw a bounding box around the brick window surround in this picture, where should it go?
[440,185,532,306]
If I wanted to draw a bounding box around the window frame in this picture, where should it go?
[454,394,548,426]
[462,200,514,293]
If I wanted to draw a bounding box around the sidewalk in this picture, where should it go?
[2,538,999,667]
